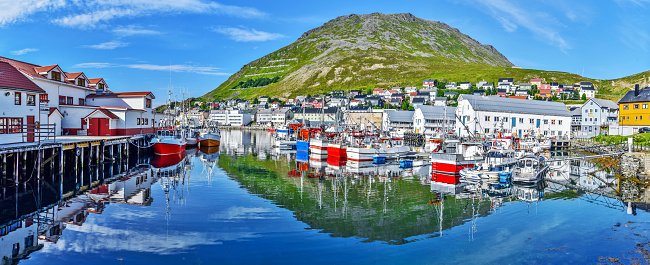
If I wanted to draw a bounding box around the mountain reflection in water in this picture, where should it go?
[1,129,650,264]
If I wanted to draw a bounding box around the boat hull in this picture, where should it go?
[431,154,481,185]
[309,139,328,155]
[152,142,187,155]
[151,151,186,168]
[200,139,221,147]
[327,144,347,159]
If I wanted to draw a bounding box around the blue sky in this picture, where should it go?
[1,0,649,106]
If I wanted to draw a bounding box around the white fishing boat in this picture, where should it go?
[511,155,548,183]
[459,148,518,182]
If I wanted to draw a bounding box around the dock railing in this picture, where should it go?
[21,123,56,144]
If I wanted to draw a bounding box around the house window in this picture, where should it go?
[634,104,640,109]
[485,128,490,133]
[623,105,629,110]
[151,119,154,126]
[77,79,85,86]
[79,98,84,105]
[14,92,21,105]
[40,94,49,102]
[519,118,524,123]
[98,83,105,90]
[644,104,648,109]
[551,120,556,125]
[26,94,35,106]
[66,97,73,105]
[529,119,534,124]
[51,71,61,81]
[137,118,141,125]
[485,116,490,121]
[544,119,548,124]
[495,117,499,122]
[146,99,152,108]
[559,120,563,125]
[59,96,66,105]
[8,118,22,133]
[144,119,148,125]
[0,118,5,134]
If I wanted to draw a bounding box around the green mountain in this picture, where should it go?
[204,12,642,100]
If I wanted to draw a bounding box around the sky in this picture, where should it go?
[0,0,649,106]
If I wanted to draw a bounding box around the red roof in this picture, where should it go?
[34,64,59,74]
[0,62,45,92]
[86,91,154,99]
[65,72,84,79]
[49,107,63,117]
[88,78,104,84]
[509,95,528,99]
[84,108,119,119]
[0,56,45,78]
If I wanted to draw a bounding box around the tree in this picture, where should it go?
[401,98,411,110]
[581,93,587,100]
[365,87,373,94]
[252,98,260,104]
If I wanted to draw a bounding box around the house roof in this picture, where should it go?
[588,98,618,109]
[497,89,507,93]
[618,88,650,104]
[386,110,414,122]
[49,107,63,117]
[498,78,513,82]
[509,95,528,99]
[84,108,119,119]
[415,105,456,119]
[0,62,45,92]
[412,98,425,103]
[581,87,595,91]
[65,72,84,79]
[530,79,542,82]
[34,64,59,74]
[86,91,155,99]
[459,94,571,116]
[0,56,46,78]
[88,78,105,84]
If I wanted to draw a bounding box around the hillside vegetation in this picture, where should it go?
[203,12,648,101]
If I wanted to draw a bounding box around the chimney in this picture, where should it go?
[635,84,640,97]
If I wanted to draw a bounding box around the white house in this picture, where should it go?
[459,82,472,90]
[0,61,47,144]
[412,105,456,135]
[256,109,273,124]
[456,94,571,138]
[578,98,618,138]
[0,56,158,137]
[580,87,596,99]
[382,110,415,134]
[271,109,293,125]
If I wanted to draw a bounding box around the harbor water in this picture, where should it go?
[3,130,650,264]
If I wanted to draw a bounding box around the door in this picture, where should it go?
[26,116,35,142]
[536,119,541,128]
[88,118,99,136]
[99,119,110,136]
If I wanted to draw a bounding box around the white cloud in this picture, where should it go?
[73,62,115,68]
[112,25,162,37]
[467,0,570,52]
[72,62,230,76]
[82,40,129,49]
[0,0,65,26]
[212,26,284,42]
[52,0,267,29]
[10,48,39,55]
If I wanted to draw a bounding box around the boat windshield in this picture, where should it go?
[525,160,532,167]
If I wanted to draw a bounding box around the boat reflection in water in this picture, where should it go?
[3,130,650,264]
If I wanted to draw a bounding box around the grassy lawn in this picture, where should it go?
[591,133,650,146]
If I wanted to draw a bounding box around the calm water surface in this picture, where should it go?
[7,130,650,264]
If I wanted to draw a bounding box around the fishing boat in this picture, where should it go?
[346,144,410,162]
[150,128,188,155]
[199,122,221,147]
[431,140,483,185]
[511,155,548,183]
[459,148,518,182]
[186,128,200,146]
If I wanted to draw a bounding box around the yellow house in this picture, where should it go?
[618,85,650,135]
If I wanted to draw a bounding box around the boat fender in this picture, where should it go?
[543,151,550,158]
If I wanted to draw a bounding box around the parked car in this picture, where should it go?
[639,127,650,133]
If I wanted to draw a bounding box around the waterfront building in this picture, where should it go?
[271,109,293,125]
[569,106,582,135]
[578,98,618,138]
[382,110,414,133]
[616,85,650,136]
[456,94,571,138]
[530,79,542,87]
[413,105,456,135]
[294,107,342,126]
[0,62,48,144]
[256,109,273,125]
[0,56,158,137]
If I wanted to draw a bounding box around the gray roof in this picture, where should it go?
[412,97,426,103]
[570,106,582,116]
[415,105,457,119]
[581,87,595,91]
[618,88,650,104]
[386,110,415,122]
[458,94,571,117]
